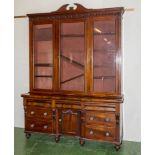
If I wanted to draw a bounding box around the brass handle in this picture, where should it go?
[43,125,48,129]
[30,111,35,115]
[43,112,48,116]
[30,124,35,128]
[89,116,94,121]
[59,118,62,122]
[89,130,94,135]
[104,118,111,122]
[105,132,110,137]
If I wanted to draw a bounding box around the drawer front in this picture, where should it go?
[26,100,51,108]
[86,111,116,126]
[25,106,53,120]
[85,125,115,141]
[56,101,81,110]
[25,119,53,133]
[84,103,116,112]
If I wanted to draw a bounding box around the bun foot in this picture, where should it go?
[114,144,121,151]
[25,133,31,139]
[120,141,122,145]
[55,135,60,143]
[79,138,85,146]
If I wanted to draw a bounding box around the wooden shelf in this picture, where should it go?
[94,64,114,68]
[94,75,115,79]
[94,32,116,35]
[34,63,53,67]
[35,75,53,78]
[61,34,84,37]
[60,32,115,38]
[94,49,116,53]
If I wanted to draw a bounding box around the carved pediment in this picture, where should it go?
[56,3,87,12]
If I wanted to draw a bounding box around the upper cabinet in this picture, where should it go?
[28,3,124,95]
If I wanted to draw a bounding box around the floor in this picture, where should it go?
[14,128,141,155]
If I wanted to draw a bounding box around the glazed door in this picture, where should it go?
[32,23,53,90]
[60,21,86,92]
[93,17,118,93]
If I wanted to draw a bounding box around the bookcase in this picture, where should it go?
[21,4,124,151]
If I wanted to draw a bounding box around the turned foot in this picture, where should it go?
[25,133,31,139]
[79,138,85,146]
[120,141,122,145]
[114,144,121,151]
[55,135,60,143]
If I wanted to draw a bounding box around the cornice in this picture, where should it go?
[27,3,124,21]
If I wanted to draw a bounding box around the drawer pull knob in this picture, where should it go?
[43,112,48,116]
[59,119,62,122]
[30,111,35,115]
[89,130,94,135]
[43,125,48,129]
[105,132,110,137]
[89,116,94,121]
[104,118,111,122]
[30,124,35,128]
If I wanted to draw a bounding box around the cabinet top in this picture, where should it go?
[27,3,124,18]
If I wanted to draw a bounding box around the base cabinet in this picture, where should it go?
[22,95,122,151]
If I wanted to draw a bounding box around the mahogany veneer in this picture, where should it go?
[21,3,124,151]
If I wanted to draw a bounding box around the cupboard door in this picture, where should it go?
[60,22,85,91]
[93,18,117,93]
[60,109,80,136]
[33,24,53,90]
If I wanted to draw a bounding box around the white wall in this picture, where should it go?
[14,18,29,128]
[14,0,141,142]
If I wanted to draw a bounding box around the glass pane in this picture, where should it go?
[33,24,53,89]
[60,22,85,91]
[93,20,116,92]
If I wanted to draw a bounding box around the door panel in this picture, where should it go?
[93,18,117,93]
[60,22,85,91]
[33,24,53,90]
[60,109,80,136]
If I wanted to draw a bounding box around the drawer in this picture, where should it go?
[85,125,115,141]
[26,100,51,108]
[25,106,53,120]
[85,111,116,127]
[84,103,116,112]
[25,119,53,133]
[56,101,81,110]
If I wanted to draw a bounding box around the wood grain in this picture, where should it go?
[21,4,124,151]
